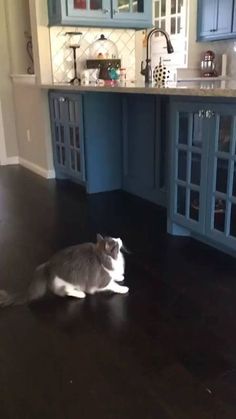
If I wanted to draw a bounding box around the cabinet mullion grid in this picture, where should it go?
[224,116,236,236]
[212,113,236,240]
[188,113,202,223]
[174,111,202,226]
[226,116,236,238]
[174,112,189,218]
[53,97,66,168]
[68,99,81,175]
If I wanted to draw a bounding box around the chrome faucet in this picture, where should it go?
[141,28,174,85]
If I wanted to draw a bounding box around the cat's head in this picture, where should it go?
[96,234,122,260]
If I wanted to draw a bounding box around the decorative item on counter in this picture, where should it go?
[81,69,99,85]
[142,30,148,48]
[200,50,217,77]
[88,34,118,60]
[24,31,34,74]
[120,68,127,83]
[81,69,90,85]
[65,31,82,85]
[153,58,170,86]
[86,34,121,81]
[108,67,119,81]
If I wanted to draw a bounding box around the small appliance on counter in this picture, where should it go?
[86,34,121,81]
[200,50,217,77]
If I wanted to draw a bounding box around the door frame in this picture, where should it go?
[0,99,7,165]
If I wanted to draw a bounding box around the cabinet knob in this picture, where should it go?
[206,110,215,119]
[103,8,109,13]
[210,29,217,32]
[198,109,205,118]
[59,97,66,102]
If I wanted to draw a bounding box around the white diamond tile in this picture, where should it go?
[50,26,136,82]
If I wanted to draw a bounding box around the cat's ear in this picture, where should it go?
[96,233,104,243]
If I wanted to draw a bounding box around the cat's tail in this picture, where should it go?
[0,262,50,309]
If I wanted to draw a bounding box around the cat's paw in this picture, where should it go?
[67,290,86,299]
[119,286,129,294]
[114,275,125,282]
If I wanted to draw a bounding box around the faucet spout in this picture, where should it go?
[141,27,174,85]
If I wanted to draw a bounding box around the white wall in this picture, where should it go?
[13,83,54,172]
[5,0,32,74]
[29,0,53,84]
[11,0,54,174]
[0,0,19,159]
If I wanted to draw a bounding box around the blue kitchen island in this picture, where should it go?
[45,81,236,257]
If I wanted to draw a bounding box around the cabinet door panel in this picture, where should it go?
[49,92,85,183]
[169,103,209,233]
[198,0,217,38]
[124,95,156,187]
[206,107,236,248]
[65,95,86,181]
[123,95,161,204]
[116,0,144,13]
[233,2,236,32]
[217,0,233,34]
[112,0,151,23]
[197,0,233,40]
[49,94,69,172]
[230,203,236,238]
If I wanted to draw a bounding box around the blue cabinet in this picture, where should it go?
[169,100,236,255]
[233,2,236,33]
[169,102,209,234]
[49,90,123,193]
[197,0,234,41]
[122,95,166,206]
[49,92,86,183]
[48,0,152,28]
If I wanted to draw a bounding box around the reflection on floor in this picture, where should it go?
[0,166,236,419]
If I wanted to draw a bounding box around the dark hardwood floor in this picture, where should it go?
[0,166,236,419]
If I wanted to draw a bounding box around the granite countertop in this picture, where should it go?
[41,79,236,97]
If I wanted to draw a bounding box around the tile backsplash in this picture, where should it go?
[50,27,136,83]
[211,40,236,79]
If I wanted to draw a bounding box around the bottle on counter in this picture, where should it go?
[120,68,127,83]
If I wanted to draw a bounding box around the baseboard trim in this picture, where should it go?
[19,157,55,179]
[6,156,19,165]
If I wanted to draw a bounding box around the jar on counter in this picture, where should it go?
[120,68,127,83]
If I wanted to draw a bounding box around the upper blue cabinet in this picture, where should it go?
[197,0,235,41]
[48,0,152,28]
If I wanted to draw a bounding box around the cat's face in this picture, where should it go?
[97,234,122,260]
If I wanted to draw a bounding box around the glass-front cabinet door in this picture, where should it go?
[152,0,188,80]
[112,0,151,22]
[49,93,85,183]
[50,94,68,172]
[67,0,111,19]
[66,95,86,181]
[206,107,236,248]
[169,103,209,233]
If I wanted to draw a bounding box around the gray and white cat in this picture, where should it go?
[0,234,129,307]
